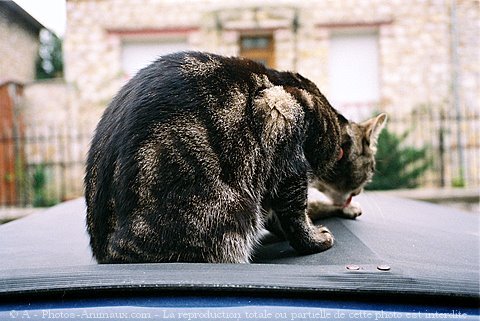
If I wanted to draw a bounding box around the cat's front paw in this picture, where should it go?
[291,225,334,254]
[341,201,362,219]
[314,225,335,249]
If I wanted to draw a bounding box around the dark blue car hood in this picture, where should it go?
[0,193,478,301]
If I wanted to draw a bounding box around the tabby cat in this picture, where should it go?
[85,51,386,263]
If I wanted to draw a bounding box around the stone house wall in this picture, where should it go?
[0,7,40,83]
[17,80,86,201]
[21,80,70,132]
[64,0,478,121]
[62,0,479,188]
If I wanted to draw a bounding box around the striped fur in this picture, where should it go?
[85,51,368,263]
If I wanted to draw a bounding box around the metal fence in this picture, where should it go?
[0,108,479,208]
[386,107,479,188]
[0,123,91,208]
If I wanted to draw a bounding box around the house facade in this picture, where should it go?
[64,0,478,123]
[63,0,479,189]
[0,0,44,83]
[0,1,45,206]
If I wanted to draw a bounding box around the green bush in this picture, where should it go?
[35,30,63,80]
[32,164,59,207]
[366,129,431,190]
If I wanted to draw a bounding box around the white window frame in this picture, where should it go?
[121,36,190,79]
[328,28,380,119]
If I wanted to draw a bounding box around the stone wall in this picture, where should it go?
[0,8,39,83]
[21,79,70,131]
[65,0,479,119]
[457,0,479,117]
[63,0,479,187]
[19,80,86,201]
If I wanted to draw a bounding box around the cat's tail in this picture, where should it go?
[85,143,116,263]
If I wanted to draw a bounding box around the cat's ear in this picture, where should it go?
[361,113,387,147]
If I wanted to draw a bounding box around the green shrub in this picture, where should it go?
[366,129,431,190]
[32,164,59,207]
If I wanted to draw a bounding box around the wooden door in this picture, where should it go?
[0,82,23,206]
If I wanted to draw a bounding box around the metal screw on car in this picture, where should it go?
[377,265,391,271]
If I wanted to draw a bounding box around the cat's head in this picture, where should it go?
[316,113,387,207]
